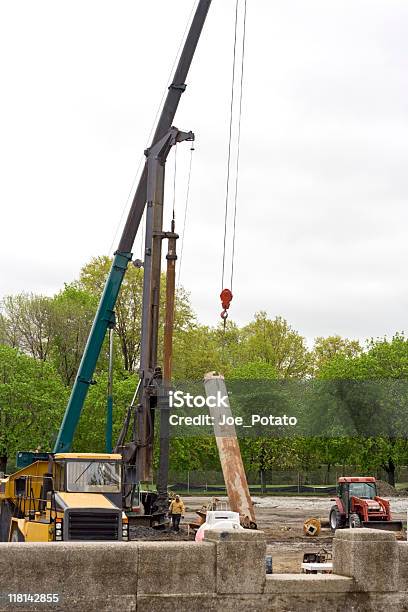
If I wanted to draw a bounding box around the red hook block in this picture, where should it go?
[220,288,233,320]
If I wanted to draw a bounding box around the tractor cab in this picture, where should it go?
[337,477,377,513]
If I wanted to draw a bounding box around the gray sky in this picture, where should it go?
[1,0,407,345]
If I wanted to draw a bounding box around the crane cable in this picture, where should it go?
[220,0,247,326]
[221,0,239,295]
[177,143,195,289]
[230,0,247,292]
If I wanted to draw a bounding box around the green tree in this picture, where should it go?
[169,437,220,473]
[0,346,68,472]
[172,320,244,381]
[72,372,137,452]
[226,357,282,491]
[1,293,53,360]
[310,437,360,484]
[240,312,312,378]
[313,335,361,374]
[318,334,408,485]
[49,285,97,386]
[227,360,278,380]
[0,288,99,386]
[78,256,195,373]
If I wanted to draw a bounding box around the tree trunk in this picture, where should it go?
[384,459,396,487]
[0,455,7,474]
[260,469,265,494]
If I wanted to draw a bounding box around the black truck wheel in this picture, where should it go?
[349,512,362,528]
[10,527,25,542]
[0,501,13,542]
[329,505,345,532]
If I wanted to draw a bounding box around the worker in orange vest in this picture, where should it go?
[169,494,185,532]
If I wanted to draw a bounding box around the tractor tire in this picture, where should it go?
[329,505,345,532]
[349,513,362,528]
[10,526,25,542]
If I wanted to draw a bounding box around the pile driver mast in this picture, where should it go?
[53,1,213,489]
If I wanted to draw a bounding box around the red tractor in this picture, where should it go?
[329,476,403,532]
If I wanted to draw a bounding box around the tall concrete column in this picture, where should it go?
[203,372,256,526]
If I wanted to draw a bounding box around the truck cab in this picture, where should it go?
[0,453,129,542]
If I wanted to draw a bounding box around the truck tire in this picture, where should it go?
[349,513,362,528]
[329,505,345,532]
[0,501,13,542]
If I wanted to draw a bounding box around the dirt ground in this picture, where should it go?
[129,495,408,573]
[181,495,408,573]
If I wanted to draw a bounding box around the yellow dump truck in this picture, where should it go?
[0,453,128,542]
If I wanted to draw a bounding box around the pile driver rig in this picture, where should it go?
[0,0,213,541]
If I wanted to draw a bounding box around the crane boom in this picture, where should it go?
[54,0,212,453]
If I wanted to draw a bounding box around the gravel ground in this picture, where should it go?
[130,525,191,541]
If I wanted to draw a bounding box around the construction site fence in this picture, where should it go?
[165,465,408,494]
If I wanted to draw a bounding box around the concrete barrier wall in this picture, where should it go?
[0,529,407,611]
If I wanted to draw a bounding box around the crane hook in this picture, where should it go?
[220,288,233,321]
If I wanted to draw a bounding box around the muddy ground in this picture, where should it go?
[130,495,408,573]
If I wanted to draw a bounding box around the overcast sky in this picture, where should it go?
[1,0,407,345]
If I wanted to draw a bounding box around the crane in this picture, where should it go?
[53,1,212,483]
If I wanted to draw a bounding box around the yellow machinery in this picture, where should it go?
[0,453,129,542]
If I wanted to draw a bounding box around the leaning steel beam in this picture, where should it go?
[54,0,212,453]
[204,372,257,527]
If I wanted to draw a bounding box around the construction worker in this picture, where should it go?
[169,494,185,532]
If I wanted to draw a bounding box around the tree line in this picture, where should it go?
[1,255,408,486]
